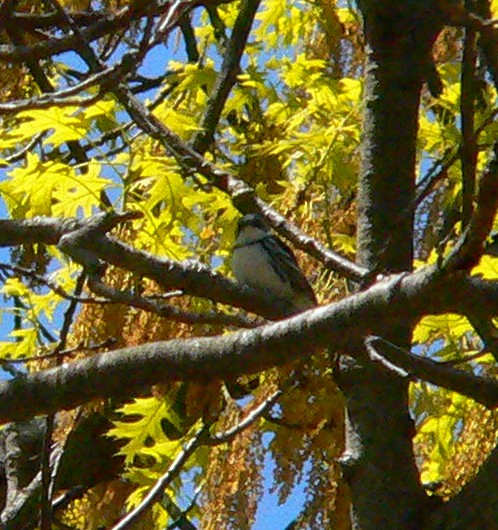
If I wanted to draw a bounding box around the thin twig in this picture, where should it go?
[0,67,122,114]
[0,338,116,365]
[87,275,262,328]
[4,132,45,163]
[111,423,210,530]
[465,311,498,362]
[439,350,490,366]
[208,386,287,445]
[0,263,109,304]
[443,142,498,270]
[162,489,199,530]
[0,4,156,63]
[10,296,57,343]
[415,107,498,208]
[40,270,86,530]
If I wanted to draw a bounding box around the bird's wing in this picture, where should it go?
[260,235,317,304]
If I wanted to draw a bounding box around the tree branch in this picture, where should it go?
[365,336,498,408]
[0,213,320,318]
[111,423,209,530]
[87,275,262,328]
[191,0,262,154]
[0,61,127,114]
[0,3,158,63]
[465,311,498,362]
[442,142,498,270]
[0,266,497,423]
[470,0,498,90]
[460,19,478,227]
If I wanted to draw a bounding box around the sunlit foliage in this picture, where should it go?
[0,0,497,528]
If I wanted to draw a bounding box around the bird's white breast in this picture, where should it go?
[232,245,292,297]
[232,228,293,300]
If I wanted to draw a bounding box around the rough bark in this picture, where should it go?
[338,2,444,529]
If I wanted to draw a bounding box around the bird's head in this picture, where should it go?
[236,213,269,234]
[235,214,271,245]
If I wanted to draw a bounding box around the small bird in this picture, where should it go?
[231,213,317,314]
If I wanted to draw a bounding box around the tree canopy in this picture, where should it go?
[0,0,497,529]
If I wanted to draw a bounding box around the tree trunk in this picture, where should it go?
[338,2,443,528]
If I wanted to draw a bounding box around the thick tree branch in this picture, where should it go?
[352,2,445,528]
[0,267,497,424]
[0,218,82,247]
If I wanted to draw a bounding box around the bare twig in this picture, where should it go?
[41,294,82,529]
[460,19,478,227]
[0,263,108,304]
[0,61,130,114]
[161,490,199,530]
[40,416,55,530]
[164,491,199,530]
[10,296,57,344]
[111,423,210,530]
[442,142,498,270]
[0,338,116,365]
[179,12,200,63]
[465,311,498,362]
[4,132,45,163]
[439,350,490,366]
[0,4,155,63]
[208,386,286,444]
[415,107,498,208]
[40,270,86,530]
[87,275,263,328]
[463,1,498,89]
[156,0,195,40]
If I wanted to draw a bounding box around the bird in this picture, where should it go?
[231,213,317,314]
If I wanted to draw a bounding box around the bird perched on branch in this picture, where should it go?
[232,213,316,314]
